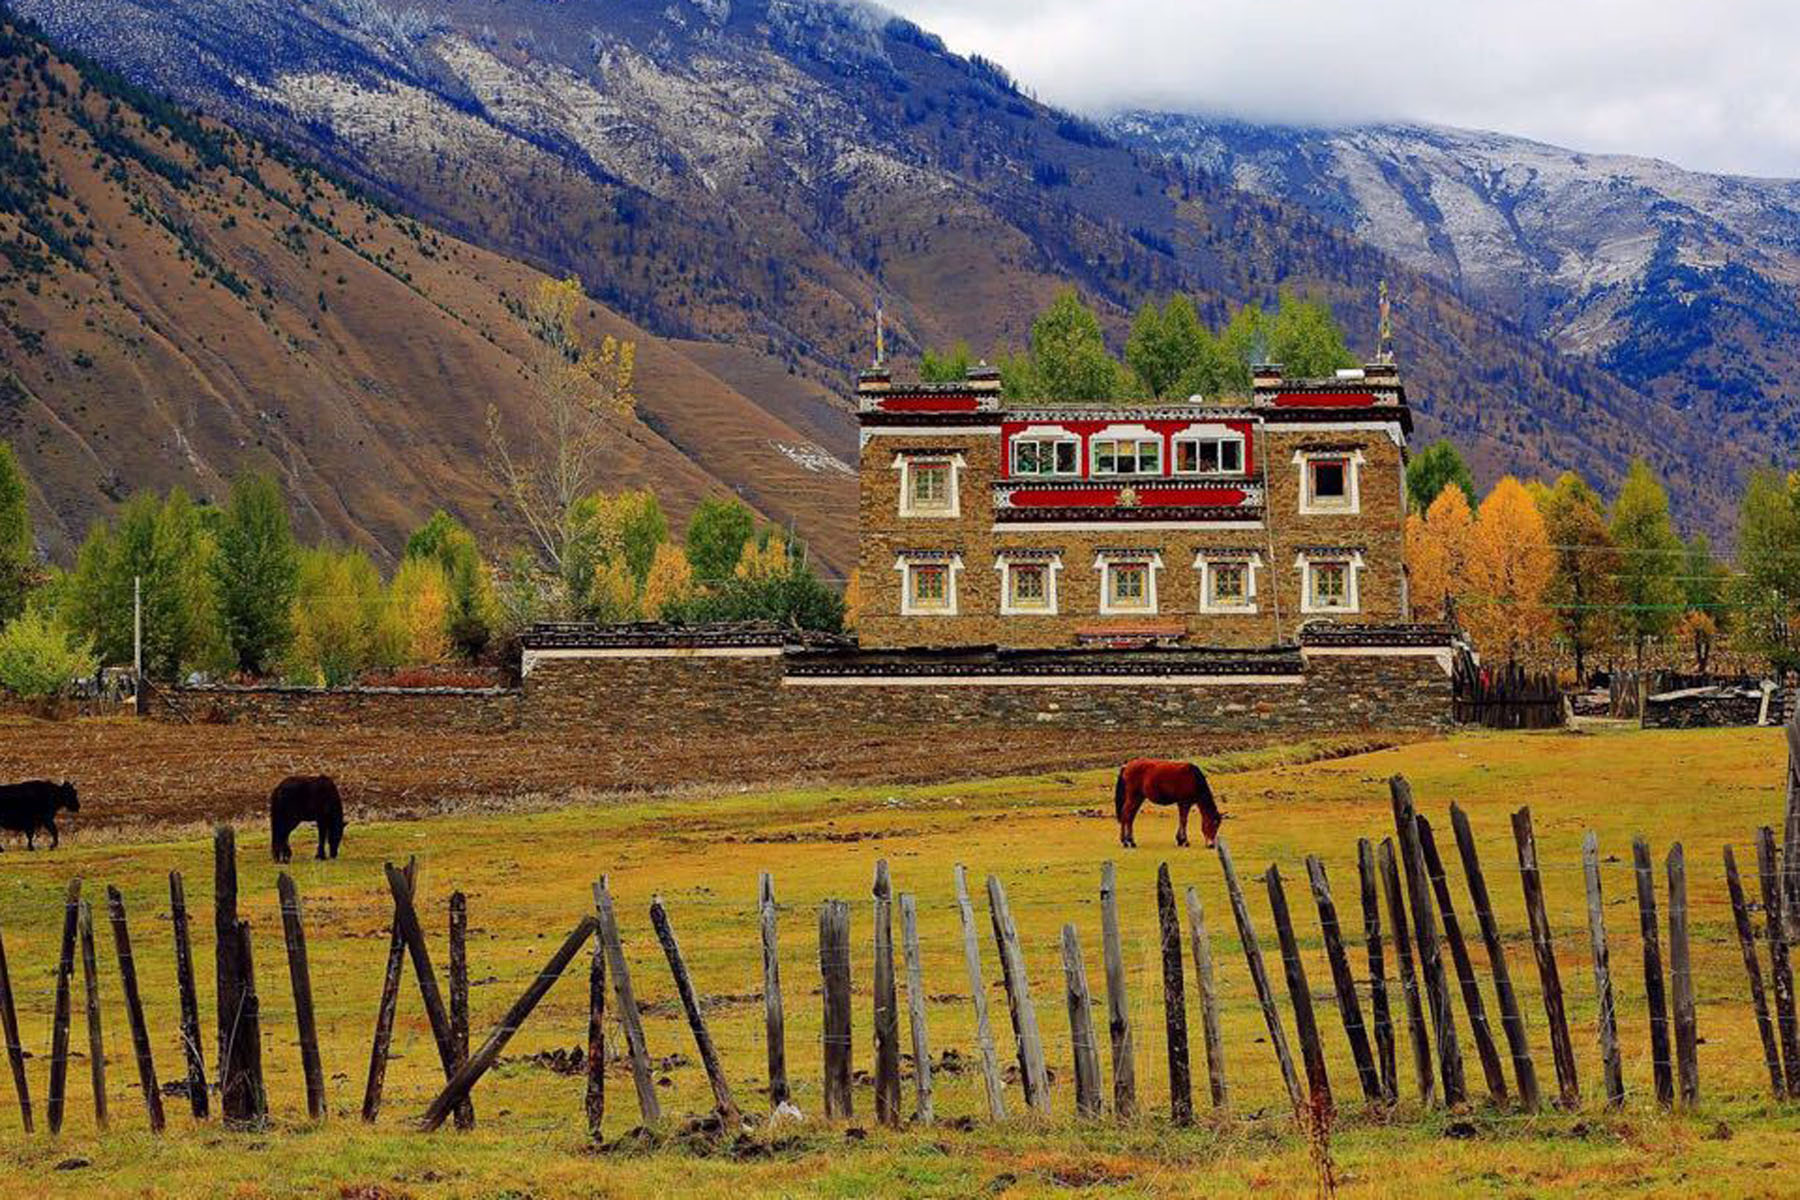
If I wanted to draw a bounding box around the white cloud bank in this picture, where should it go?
[880,0,1800,177]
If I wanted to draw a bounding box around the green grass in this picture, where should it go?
[1,725,1798,1196]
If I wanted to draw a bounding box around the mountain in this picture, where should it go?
[1108,112,1800,482]
[2,0,1759,544]
[0,14,856,566]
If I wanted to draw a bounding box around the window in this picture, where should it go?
[1011,564,1048,607]
[1096,551,1162,615]
[1211,562,1249,606]
[1310,460,1347,503]
[1174,436,1245,476]
[894,453,963,518]
[896,553,963,616]
[1295,449,1363,515]
[912,564,950,608]
[910,462,951,511]
[1012,437,1079,477]
[1297,550,1363,614]
[1194,551,1262,614]
[1111,564,1149,607]
[1311,561,1349,607]
[996,552,1062,616]
[1092,438,1162,476]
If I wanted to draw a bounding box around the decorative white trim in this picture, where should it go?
[521,646,782,676]
[893,452,965,519]
[1172,427,1248,477]
[1300,645,1455,675]
[1193,550,1263,615]
[1095,551,1163,616]
[895,553,964,616]
[784,673,1298,687]
[862,425,1005,436]
[995,521,1264,533]
[994,553,1063,616]
[1293,448,1365,516]
[1295,550,1365,615]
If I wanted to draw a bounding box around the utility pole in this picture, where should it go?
[133,575,142,717]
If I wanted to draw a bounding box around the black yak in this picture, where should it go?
[270,775,345,863]
[0,780,80,849]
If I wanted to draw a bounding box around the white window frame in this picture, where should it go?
[1090,424,1163,477]
[1095,551,1163,616]
[1296,550,1364,615]
[1172,426,1247,477]
[1008,427,1081,478]
[895,553,964,616]
[893,453,965,518]
[994,553,1063,616]
[1294,449,1365,515]
[1194,551,1262,615]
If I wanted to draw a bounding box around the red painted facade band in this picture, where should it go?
[877,395,983,412]
[1004,485,1248,509]
[1270,392,1379,408]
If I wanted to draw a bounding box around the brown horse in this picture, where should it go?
[1114,759,1222,849]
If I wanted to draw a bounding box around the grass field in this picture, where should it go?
[0,723,1798,1197]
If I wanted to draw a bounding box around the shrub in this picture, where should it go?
[0,607,98,698]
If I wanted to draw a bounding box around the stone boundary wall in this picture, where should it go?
[148,684,521,733]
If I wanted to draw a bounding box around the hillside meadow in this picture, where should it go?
[0,724,1795,1196]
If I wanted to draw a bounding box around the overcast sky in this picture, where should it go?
[878,0,1800,178]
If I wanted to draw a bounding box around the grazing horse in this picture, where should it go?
[270,775,346,863]
[1114,759,1222,849]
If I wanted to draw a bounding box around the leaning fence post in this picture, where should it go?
[168,871,207,1120]
[585,910,605,1140]
[1267,864,1331,1116]
[1392,779,1464,1106]
[1666,844,1698,1107]
[871,861,901,1128]
[104,887,163,1133]
[277,873,326,1121]
[362,856,416,1123]
[48,878,81,1134]
[1580,833,1625,1108]
[650,895,740,1126]
[418,917,598,1132]
[1450,804,1538,1110]
[383,862,470,1128]
[1098,862,1137,1119]
[899,893,934,1125]
[818,899,854,1120]
[0,912,33,1132]
[78,899,107,1131]
[1378,838,1433,1106]
[1061,924,1103,1119]
[1756,827,1800,1095]
[987,874,1051,1114]
[1725,845,1784,1097]
[1306,856,1380,1104]
[1218,838,1303,1114]
[595,877,661,1126]
[1512,807,1578,1109]
[759,873,792,1114]
[1357,840,1396,1106]
[448,891,472,1133]
[1639,836,1676,1106]
[1416,816,1506,1104]
[1184,886,1227,1110]
[953,865,1006,1120]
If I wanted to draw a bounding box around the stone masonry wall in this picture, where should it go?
[149,685,521,732]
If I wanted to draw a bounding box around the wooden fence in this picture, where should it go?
[1454,657,1567,729]
[6,750,1800,1144]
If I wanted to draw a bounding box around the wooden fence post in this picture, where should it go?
[953,866,1006,1120]
[1357,840,1396,1105]
[418,918,598,1132]
[1416,816,1506,1104]
[1666,844,1698,1107]
[818,899,853,1120]
[585,914,604,1140]
[1061,924,1103,1119]
[649,896,740,1126]
[48,877,81,1134]
[594,877,661,1126]
[1098,862,1137,1119]
[276,873,326,1121]
[759,873,792,1114]
[1724,845,1784,1097]
[1756,828,1800,1095]
[871,861,901,1128]
[899,893,934,1125]
[1378,838,1433,1105]
[448,891,472,1133]
[168,871,207,1120]
[1449,804,1538,1110]
[1157,863,1193,1125]
[1217,838,1302,1113]
[361,856,416,1123]
[0,913,31,1132]
[104,887,163,1133]
[1512,807,1579,1109]
[1266,865,1331,1115]
[78,899,107,1131]
[1392,779,1464,1106]
[1184,886,1227,1109]
[1638,836,1675,1106]
[382,862,470,1129]
[214,828,267,1127]
[1306,856,1380,1103]
[231,919,268,1124]
[1579,833,1624,1108]
[987,875,1051,1114]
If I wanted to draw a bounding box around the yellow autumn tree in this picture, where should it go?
[1462,477,1555,663]
[842,567,863,631]
[640,542,694,618]
[735,534,789,581]
[1404,486,1473,623]
[390,556,452,664]
[588,556,639,623]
